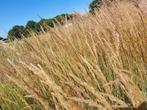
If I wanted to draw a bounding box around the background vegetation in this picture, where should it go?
[7,14,73,40]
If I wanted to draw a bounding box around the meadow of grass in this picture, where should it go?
[0,1,147,110]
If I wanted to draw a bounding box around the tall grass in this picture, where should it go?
[0,1,147,110]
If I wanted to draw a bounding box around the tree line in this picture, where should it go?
[8,14,73,40]
[0,0,102,41]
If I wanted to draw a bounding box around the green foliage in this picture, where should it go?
[0,37,7,41]
[0,37,3,40]
[7,13,73,40]
[89,0,114,14]
[54,14,72,24]
[34,23,42,32]
[39,19,54,27]
[38,18,54,31]
[26,20,37,31]
[7,25,27,40]
[89,0,102,14]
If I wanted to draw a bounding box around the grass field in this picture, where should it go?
[0,1,147,110]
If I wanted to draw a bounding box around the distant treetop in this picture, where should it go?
[89,0,102,13]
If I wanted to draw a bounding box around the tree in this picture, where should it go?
[8,25,26,40]
[37,18,54,31]
[0,37,7,41]
[54,14,72,25]
[39,19,54,27]
[89,0,114,13]
[89,0,102,14]
[34,23,42,32]
[26,20,37,31]
[7,13,73,40]
[0,37,3,40]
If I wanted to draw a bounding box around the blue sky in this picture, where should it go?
[0,0,91,38]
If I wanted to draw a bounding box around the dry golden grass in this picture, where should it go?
[0,1,147,110]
